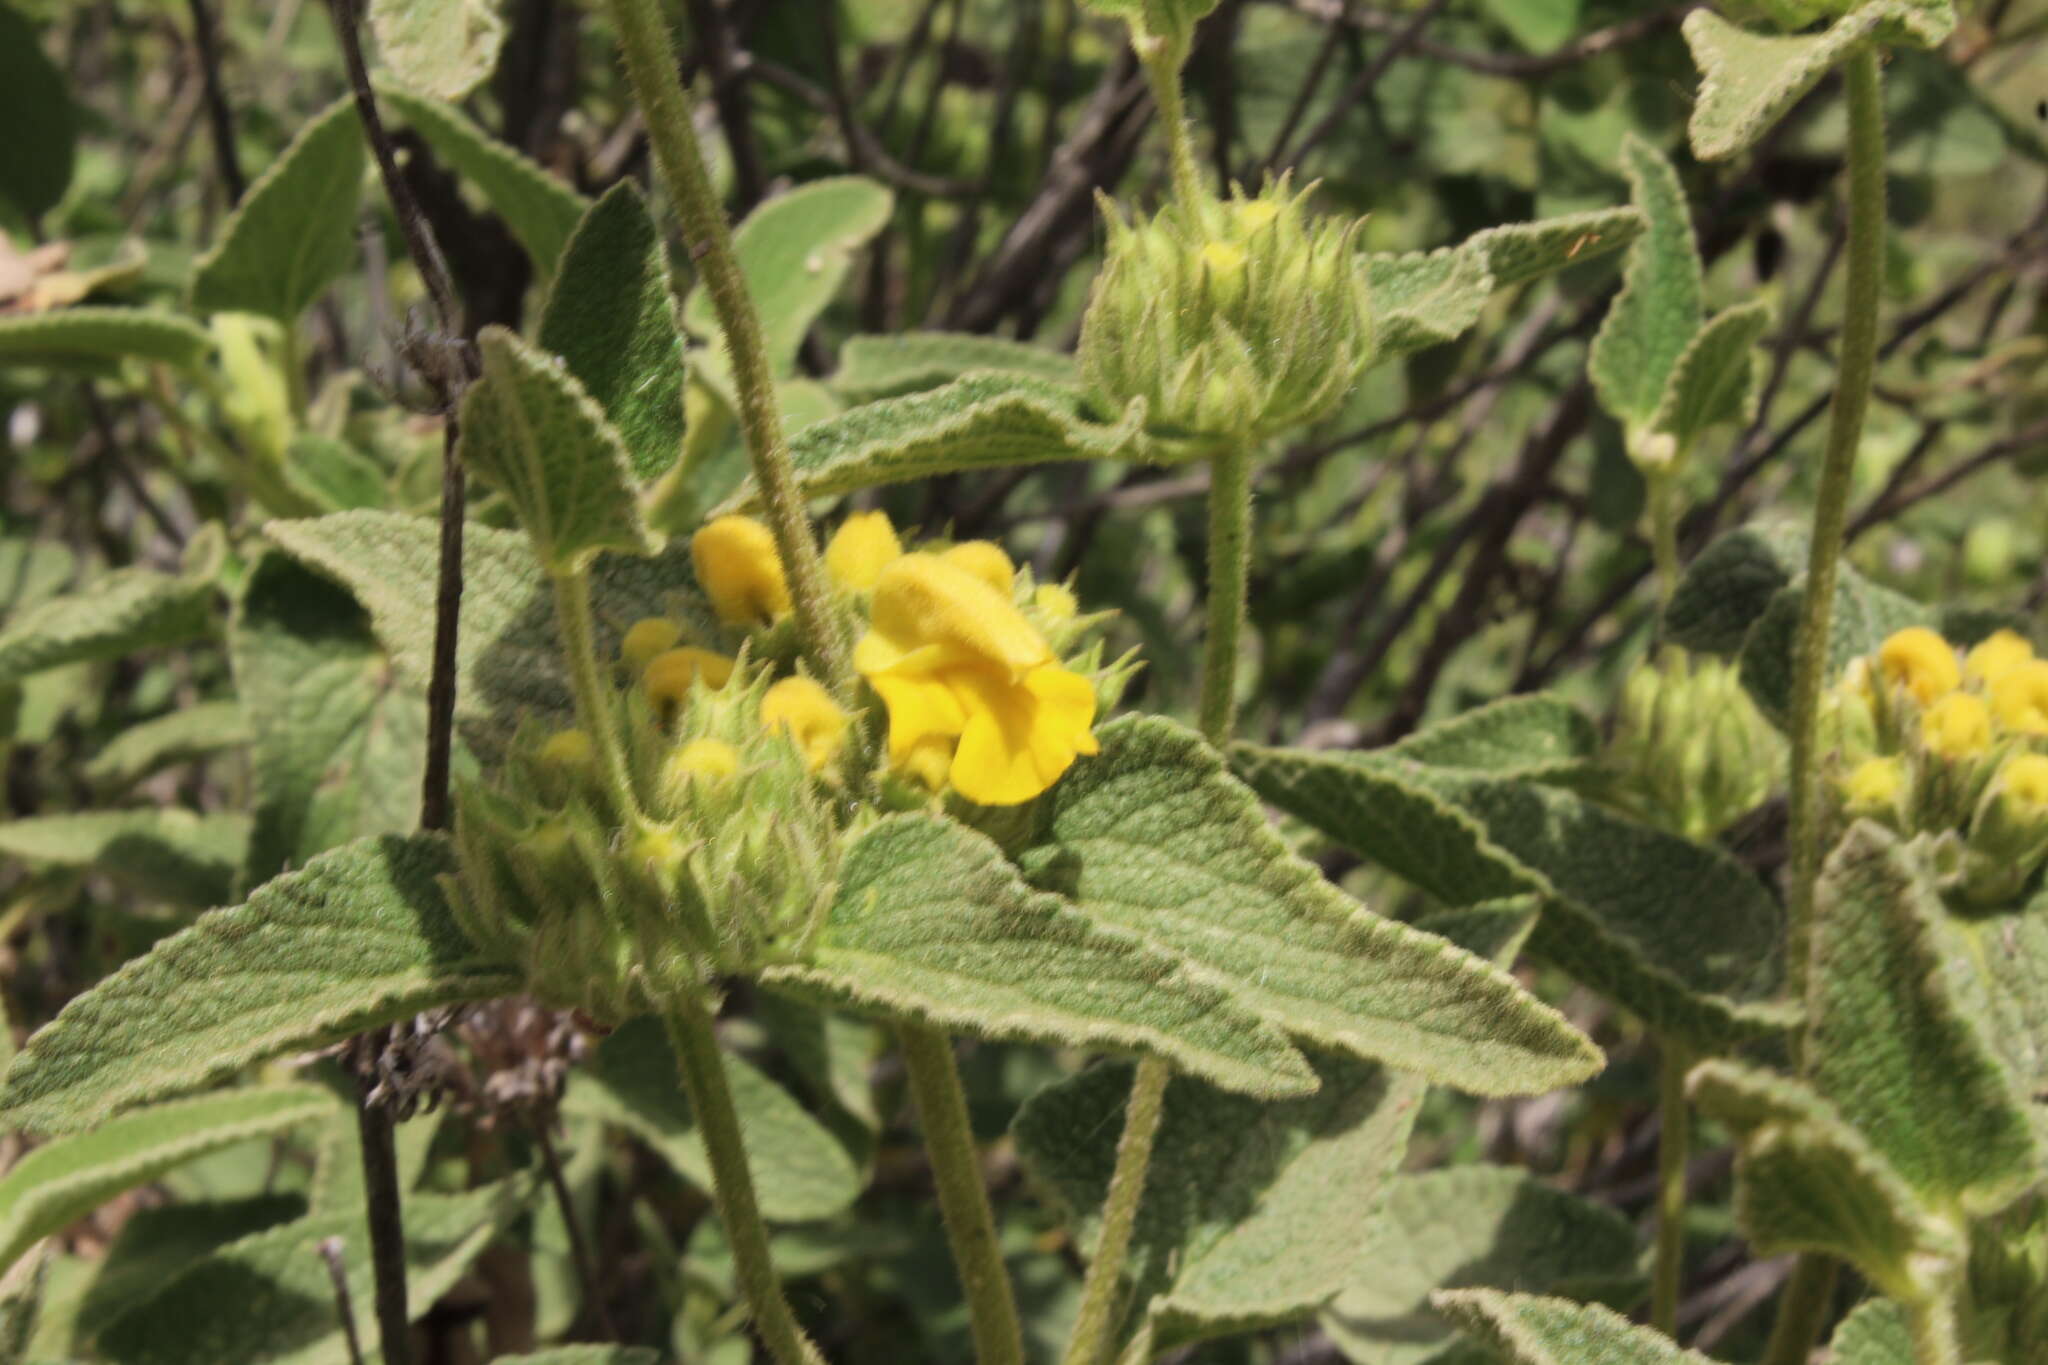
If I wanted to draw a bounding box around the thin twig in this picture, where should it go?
[318,1236,369,1365]
[1285,0,1701,78]
[185,0,247,204]
[534,1120,619,1340]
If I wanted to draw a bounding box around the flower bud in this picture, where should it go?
[759,677,850,775]
[1838,756,1906,819]
[1962,753,2048,906]
[1877,626,1960,705]
[621,617,684,674]
[644,647,736,717]
[1964,629,2033,688]
[1992,661,2048,736]
[693,516,790,627]
[1920,692,1992,760]
[824,510,902,591]
[667,737,741,786]
[1079,178,1373,449]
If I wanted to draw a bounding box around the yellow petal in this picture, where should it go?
[825,510,902,591]
[668,737,740,784]
[1992,661,2048,735]
[1877,626,1959,705]
[870,669,969,762]
[868,553,1048,678]
[621,617,683,673]
[946,664,1097,805]
[693,516,790,626]
[760,676,849,772]
[1966,629,2035,688]
[940,540,1015,597]
[644,647,735,712]
[1921,692,1992,758]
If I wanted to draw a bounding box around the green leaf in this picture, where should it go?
[0,5,76,221]
[94,1178,532,1365]
[456,326,654,572]
[1687,1059,1942,1298]
[282,434,389,513]
[1935,901,2048,1158]
[1589,135,1702,431]
[1662,523,1810,657]
[1385,693,1599,778]
[380,84,588,278]
[1830,1298,1914,1365]
[722,372,1146,512]
[0,310,213,373]
[0,833,518,1135]
[189,98,365,322]
[1432,1290,1717,1364]
[682,176,895,377]
[369,0,506,101]
[1323,1168,1644,1365]
[563,1017,861,1222]
[1365,246,1495,362]
[0,809,249,909]
[759,814,1316,1099]
[263,511,701,758]
[1682,1,1957,163]
[1022,717,1602,1094]
[0,560,214,689]
[83,701,248,790]
[71,1195,309,1346]
[831,332,1078,403]
[1737,565,1924,724]
[1652,298,1774,452]
[1013,1051,1425,1351]
[491,1353,661,1365]
[231,555,425,886]
[538,182,686,483]
[1806,824,2039,1212]
[0,1087,333,1281]
[1463,206,1644,289]
[1230,736,1791,1051]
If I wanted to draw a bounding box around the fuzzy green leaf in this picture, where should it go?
[682,176,894,377]
[0,310,213,373]
[456,326,653,572]
[1364,246,1494,361]
[1687,1059,1942,1298]
[1432,1290,1717,1364]
[83,701,248,790]
[492,1353,661,1365]
[70,1194,311,1346]
[1738,567,1925,724]
[1323,1167,1644,1365]
[1829,1298,1914,1365]
[94,1177,532,1365]
[1463,206,1643,289]
[231,555,425,886]
[1652,298,1775,451]
[189,99,364,322]
[1808,823,2039,1210]
[264,511,700,758]
[564,1016,860,1222]
[1023,717,1601,1094]
[369,0,506,101]
[1385,693,1599,778]
[1662,523,1810,656]
[1935,902,2048,1158]
[380,84,588,277]
[722,372,1148,511]
[1589,135,1702,430]
[1014,1051,1425,1351]
[0,809,249,908]
[760,814,1316,1098]
[0,5,76,221]
[0,833,519,1135]
[830,332,1077,402]
[0,1087,333,1281]
[538,182,686,483]
[0,561,214,688]
[1683,2,1957,162]
[1230,736,1790,1051]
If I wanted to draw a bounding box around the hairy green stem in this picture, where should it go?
[549,569,643,824]
[1647,469,1682,611]
[1060,1056,1171,1365]
[1908,1290,1963,1365]
[1784,45,1887,1007]
[1198,445,1254,745]
[663,993,827,1365]
[1761,1256,1839,1365]
[1136,42,1207,213]
[1651,1041,1691,1336]
[898,1024,1025,1365]
[605,0,848,687]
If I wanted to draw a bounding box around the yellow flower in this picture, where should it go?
[1877,626,1959,705]
[1997,753,2048,812]
[1922,692,1992,759]
[1992,661,2048,736]
[644,647,735,713]
[667,737,741,785]
[1839,756,1904,812]
[760,677,849,773]
[693,516,790,626]
[825,510,902,591]
[538,729,594,769]
[1965,629,2034,688]
[621,617,683,673]
[941,540,1015,596]
[1033,583,1078,622]
[855,553,1099,805]
[898,735,956,792]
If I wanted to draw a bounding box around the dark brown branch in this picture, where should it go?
[184,0,247,204]
[1284,0,1702,78]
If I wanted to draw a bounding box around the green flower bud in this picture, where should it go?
[1080,178,1374,449]
[1961,753,2048,907]
[1603,652,1782,840]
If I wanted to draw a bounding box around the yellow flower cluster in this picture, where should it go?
[689,509,1107,806]
[1833,625,2048,904]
